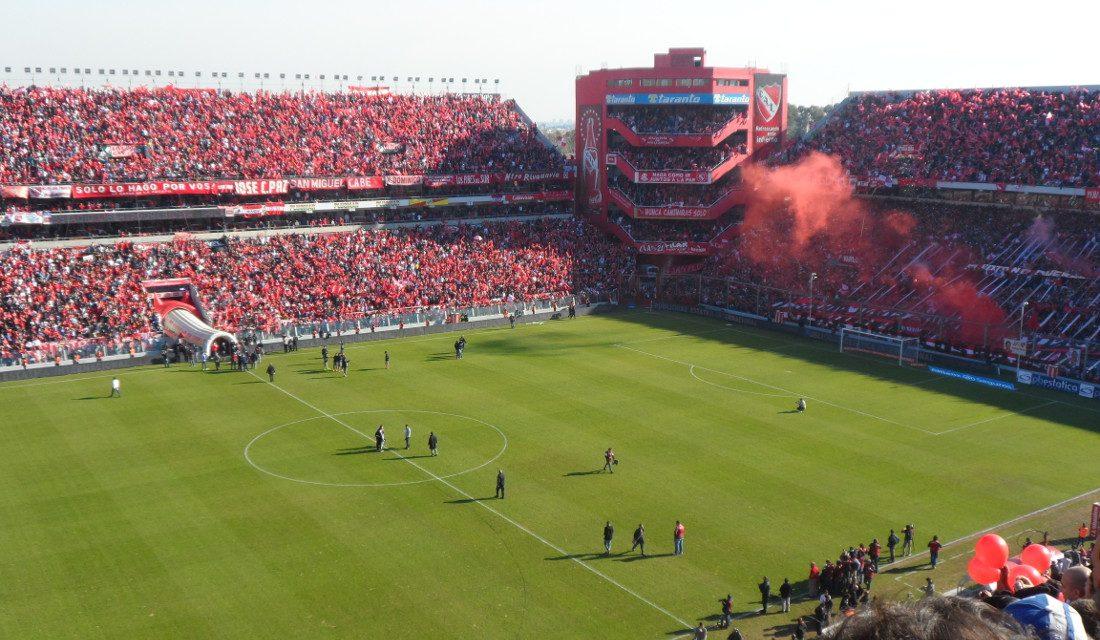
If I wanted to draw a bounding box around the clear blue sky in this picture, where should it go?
[1,0,1095,122]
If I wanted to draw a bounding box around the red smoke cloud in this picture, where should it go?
[736,152,1007,336]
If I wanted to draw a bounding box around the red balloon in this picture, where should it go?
[1020,544,1052,572]
[1008,563,1045,590]
[967,556,1001,584]
[974,534,1009,568]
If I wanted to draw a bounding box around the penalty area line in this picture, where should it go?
[245,369,693,633]
[618,344,937,436]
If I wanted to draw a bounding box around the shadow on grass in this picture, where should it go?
[563,470,606,477]
[608,308,1100,435]
[617,552,675,562]
[333,448,378,456]
[382,454,433,460]
[444,497,497,504]
[77,396,106,400]
[545,552,614,561]
[425,353,457,362]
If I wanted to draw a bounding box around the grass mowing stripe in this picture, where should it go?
[245,369,695,633]
[618,343,937,435]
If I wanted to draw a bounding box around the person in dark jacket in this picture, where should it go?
[428,432,438,456]
[266,363,276,382]
[495,469,505,499]
[780,578,793,612]
[758,577,771,614]
[603,521,615,556]
[631,524,646,556]
[887,529,900,563]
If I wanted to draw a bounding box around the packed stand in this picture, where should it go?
[609,134,747,171]
[0,219,631,365]
[0,87,564,184]
[690,201,1100,378]
[612,212,738,243]
[798,87,1100,187]
[607,105,746,135]
[609,172,742,207]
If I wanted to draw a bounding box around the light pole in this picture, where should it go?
[808,272,817,326]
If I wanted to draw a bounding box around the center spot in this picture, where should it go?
[244,409,508,487]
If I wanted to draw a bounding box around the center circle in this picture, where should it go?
[244,409,508,487]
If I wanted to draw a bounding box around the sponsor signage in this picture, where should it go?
[928,366,1016,391]
[605,92,750,106]
[1016,369,1097,400]
[636,241,710,255]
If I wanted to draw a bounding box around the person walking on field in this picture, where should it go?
[495,469,506,499]
[266,363,276,382]
[321,345,329,370]
[428,431,438,456]
[887,529,900,563]
[630,524,646,556]
[384,350,390,370]
[404,424,411,450]
[780,578,792,613]
[110,377,121,397]
[603,521,615,556]
[674,520,686,556]
[602,447,615,473]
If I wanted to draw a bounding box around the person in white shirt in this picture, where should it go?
[404,425,412,450]
[110,377,121,397]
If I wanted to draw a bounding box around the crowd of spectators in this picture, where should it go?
[799,88,1099,187]
[607,105,746,135]
[0,218,632,364]
[674,201,1099,378]
[0,87,564,184]
[613,212,738,243]
[609,172,742,207]
[610,134,746,171]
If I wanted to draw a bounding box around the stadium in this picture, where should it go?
[1,11,1098,640]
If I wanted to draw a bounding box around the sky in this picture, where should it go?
[1,0,1096,123]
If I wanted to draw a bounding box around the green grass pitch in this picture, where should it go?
[2,310,1097,639]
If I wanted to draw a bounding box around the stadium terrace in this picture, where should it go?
[0,46,1097,640]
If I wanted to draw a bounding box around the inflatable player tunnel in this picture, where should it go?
[142,278,238,357]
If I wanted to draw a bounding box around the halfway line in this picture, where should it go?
[245,369,693,633]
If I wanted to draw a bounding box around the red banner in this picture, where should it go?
[1,186,29,199]
[638,133,710,147]
[289,177,345,191]
[232,179,289,196]
[1087,188,1100,203]
[634,169,710,184]
[72,180,233,199]
[634,206,711,219]
[346,176,384,190]
[384,175,424,187]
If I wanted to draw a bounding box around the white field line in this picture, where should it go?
[246,369,693,632]
[935,401,1058,435]
[689,365,789,398]
[0,365,175,390]
[883,485,1100,580]
[618,344,938,436]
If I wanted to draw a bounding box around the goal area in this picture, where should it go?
[839,327,920,366]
